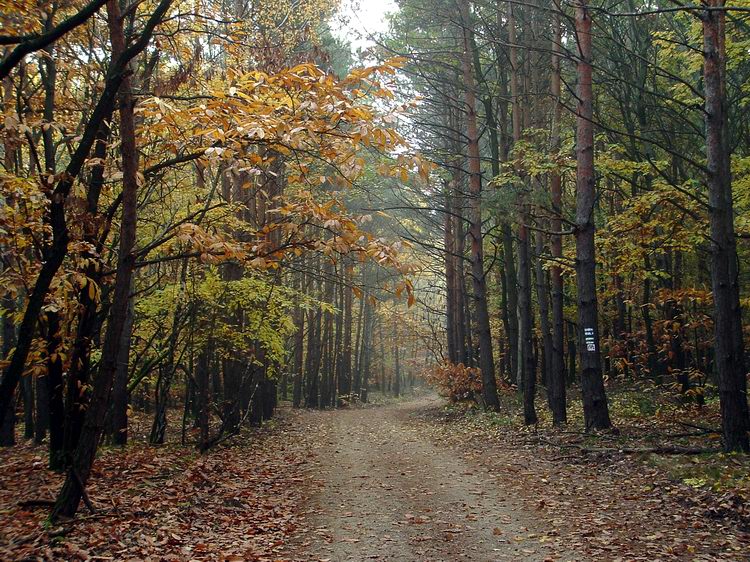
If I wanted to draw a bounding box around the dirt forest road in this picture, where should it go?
[286,396,575,562]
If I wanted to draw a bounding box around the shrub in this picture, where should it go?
[424,361,482,403]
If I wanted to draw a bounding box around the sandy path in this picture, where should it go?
[286,396,573,562]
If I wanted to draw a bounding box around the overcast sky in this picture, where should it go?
[332,0,398,53]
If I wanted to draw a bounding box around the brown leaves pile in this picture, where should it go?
[0,410,311,561]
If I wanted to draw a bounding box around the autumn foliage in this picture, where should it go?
[425,362,482,403]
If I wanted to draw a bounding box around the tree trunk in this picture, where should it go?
[332,272,344,406]
[149,259,187,444]
[0,74,16,447]
[548,8,567,425]
[454,181,469,365]
[502,224,519,384]
[458,0,499,411]
[393,317,401,397]
[352,280,365,396]
[360,302,373,403]
[641,255,661,382]
[518,220,537,424]
[305,259,323,407]
[445,187,459,364]
[508,2,523,388]
[196,346,211,451]
[574,0,611,431]
[35,370,49,445]
[52,0,157,518]
[567,320,577,385]
[292,268,305,407]
[44,312,65,468]
[339,264,353,399]
[0,295,16,446]
[22,373,33,439]
[702,0,749,451]
[31,15,57,447]
[111,296,134,446]
[61,106,115,463]
[319,264,335,408]
[534,231,551,391]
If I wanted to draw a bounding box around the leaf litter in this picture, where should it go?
[0,410,311,561]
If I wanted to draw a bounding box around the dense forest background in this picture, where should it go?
[383,0,750,450]
[0,0,749,540]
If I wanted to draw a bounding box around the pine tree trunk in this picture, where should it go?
[574,0,611,430]
[292,269,305,408]
[444,187,459,364]
[702,0,749,451]
[507,2,523,388]
[352,281,365,396]
[339,263,353,399]
[453,181,469,365]
[518,220,537,424]
[305,259,323,408]
[393,317,401,397]
[548,9,567,424]
[360,303,373,403]
[458,0,499,411]
[332,273,344,406]
[502,224,519,384]
[534,231,552,392]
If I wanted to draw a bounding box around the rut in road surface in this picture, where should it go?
[286,396,574,562]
